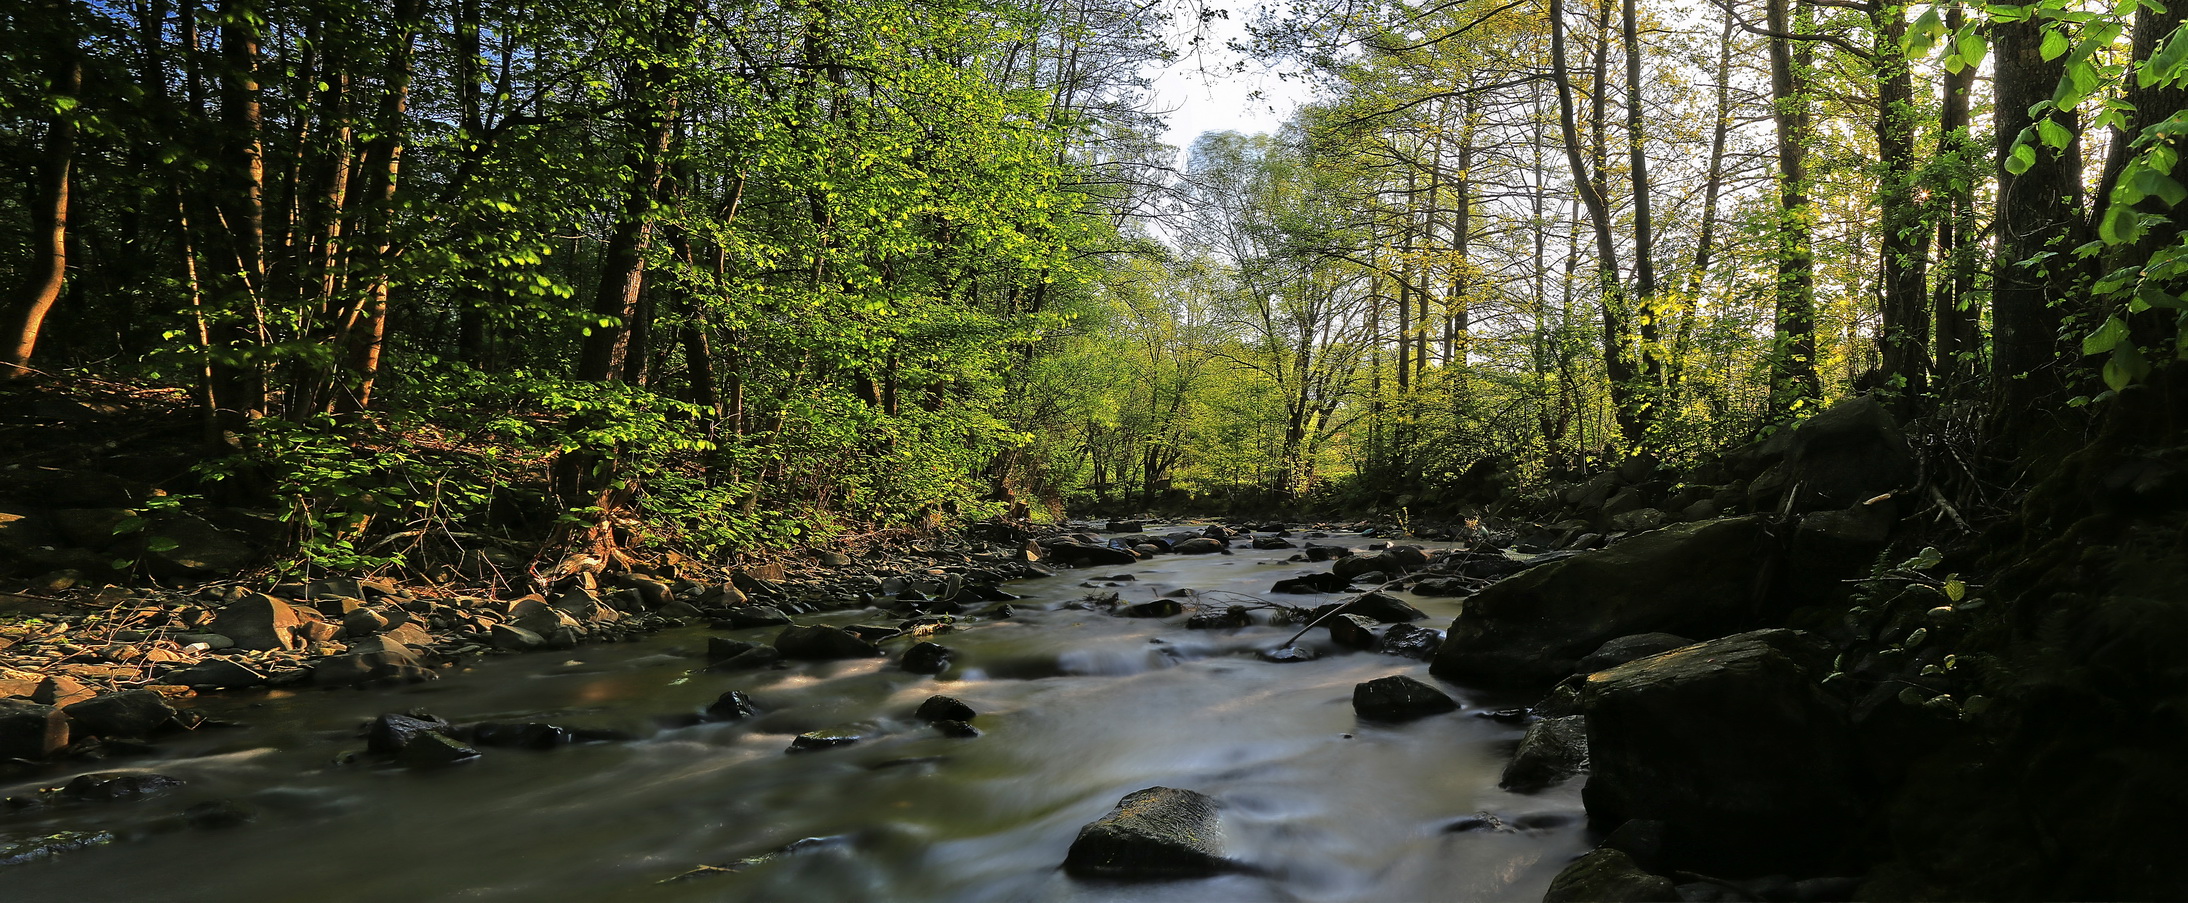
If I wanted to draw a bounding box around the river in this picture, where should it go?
[1,528,1586,902]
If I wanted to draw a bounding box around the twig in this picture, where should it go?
[1927,482,1974,533]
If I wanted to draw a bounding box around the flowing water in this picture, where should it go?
[1,531,1588,902]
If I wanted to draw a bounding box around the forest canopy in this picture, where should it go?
[4,0,2183,564]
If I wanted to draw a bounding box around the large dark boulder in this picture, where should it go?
[1062,786,1228,879]
[900,642,953,675]
[1575,634,1695,675]
[1271,572,1351,594]
[1430,517,1781,688]
[1543,848,1677,903]
[1352,675,1460,721]
[1743,394,1917,514]
[1333,551,1403,581]
[1172,537,1227,555]
[211,593,302,651]
[0,699,69,760]
[774,625,882,659]
[1046,542,1140,567]
[1500,715,1590,792]
[1580,630,1861,873]
[62,689,181,738]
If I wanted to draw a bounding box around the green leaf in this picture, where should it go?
[2084,315,2131,355]
[1905,546,1944,571]
[1904,627,1929,648]
[2105,342,2151,391]
[1957,31,1988,66]
[2038,117,2073,149]
[111,516,148,535]
[2041,30,2069,61]
[1944,578,1967,603]
[2007,140,2038,176]
[146,536,180,553]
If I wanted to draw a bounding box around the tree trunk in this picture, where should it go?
[1992,14,2082,413]
[1549,0,1645,447]
[1874,2,1931,407]
[1933,3,1978,389]
[577,58,683,382]
[1765,0,1819,416]
[4,4,80,377]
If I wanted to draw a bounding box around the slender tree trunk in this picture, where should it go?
[1933,4,1978,389]
[578,57,683,382]
[5,5,80,376]
[213,0,269,415]
[1622,0,1662,402]
[1875,2,1931,407]
[1992,14,2083,413]
[1765,0,1820,416]
[332,0,423,413]
[1548,0,1644,447]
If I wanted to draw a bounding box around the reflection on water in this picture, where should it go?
[0,531,1588,902]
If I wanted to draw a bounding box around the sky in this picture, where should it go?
[1144,4,1312,162]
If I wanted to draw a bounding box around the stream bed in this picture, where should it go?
[0,530,1587,902]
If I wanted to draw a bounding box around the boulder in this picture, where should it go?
[1271,572,1352,594]
[61,772,185,801]
[62,689,181,738]
[900,642,953,675]
[915,695,976,723]
[314,643,435,686]
[1062,786,1228,879]
[712,604,793,629]
[489,623,546,651]
[1334,551,1403,581]
[774,625,882,660]
[1045,541,1140,567]
[1608,508,1666,533]
[1743,394,1916,514]
[1186,607,1252,630]
[933,719,979,737]
[787,726,865,752]
[1333,591,1426,623]
[1576,634,1695,675]
[1500,715,1590,792]
[1430,517,1781,688]
[1580,630,1860,872]
[1542,848,1678,903]
[1352,675,1460,721]
[0,699,69,759]
[1172,537,1227,555]
[1105,520,1145,533]
[367,712,454,754]
[398,731,481,767]
[162,658,266,689]
[1249,536,1294,550]
[1378,623,1441,660]
[1121,599,1182,618]
[211,593,302,651]
[1325,614,1380,650]
[706,690,760,720]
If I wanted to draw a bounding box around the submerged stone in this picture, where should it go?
[1062,786,1227,879]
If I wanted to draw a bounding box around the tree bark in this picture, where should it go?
[1991,14,2082,412]
[1874,2,1931,407]
[4,3,81,377]
[1765,0,1820,416]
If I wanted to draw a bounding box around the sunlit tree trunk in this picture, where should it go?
[4,2,80,377]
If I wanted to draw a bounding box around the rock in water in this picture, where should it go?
[61,772,185,801]
[62,689,181,739]
[774,625,882,660]
[1430,516,1781,688]
[900,642,953,675]
[399,731,482,767]
[367,712,454,754]
[1352,675,1459,721]
[0,699,68,760]
[787,726,864,753]
[1500,715,1590,792]
[1171,537,1226,555]
[1062,786,1227,879]
[915,695,975,723]
[706,691,759,721]
[1576,634,1694,675]
[1580,629,1859,873]
[1543,848,1677,903]
[1343,591,1426,623]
